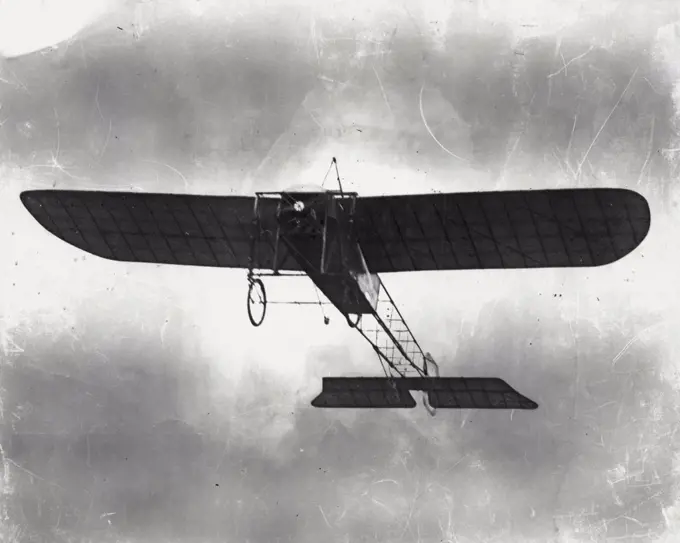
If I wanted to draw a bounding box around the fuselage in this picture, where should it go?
[275,186,379,315]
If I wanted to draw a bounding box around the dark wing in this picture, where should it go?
[310,377,538,409]
[20,190,302,271]
[422,377,538,409]
[355,188,650,273]
[311,377,417,408]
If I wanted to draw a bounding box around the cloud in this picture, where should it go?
[3,298,678,542]
[0,0,113,58]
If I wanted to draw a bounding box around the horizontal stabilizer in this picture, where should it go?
[311,377,538,410]
[311,377,416,408]
[424,377,538,409]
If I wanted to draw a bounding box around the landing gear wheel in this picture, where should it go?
[247,278,267,327]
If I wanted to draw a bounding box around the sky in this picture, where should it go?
[2,0,680,542]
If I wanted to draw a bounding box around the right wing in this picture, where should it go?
[355,188,651,272]
[20,190,303,271]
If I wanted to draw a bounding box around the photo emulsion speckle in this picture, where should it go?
[1,1,680,542]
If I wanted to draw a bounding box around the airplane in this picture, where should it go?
[19,158,651,415]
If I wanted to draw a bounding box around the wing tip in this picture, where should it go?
[19,190,50,223]
[18,190,113,262]
[19,189,39,208]
[594,188,651,267]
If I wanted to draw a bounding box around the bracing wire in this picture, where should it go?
[333,157,344,194]
[376,352,390,378]
[320,158,335,189]
[312,283,329,324]
[320,156,344,194]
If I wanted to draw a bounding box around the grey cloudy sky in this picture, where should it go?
[2,1,680,542]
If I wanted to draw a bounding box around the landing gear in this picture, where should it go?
[247,275,267,327]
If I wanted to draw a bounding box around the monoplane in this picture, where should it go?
[19,159,651,415]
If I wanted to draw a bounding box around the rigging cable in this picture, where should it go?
[320,158,335,189]
[332,157,344,194]
[320,156,344,195]
[312,283,329,324]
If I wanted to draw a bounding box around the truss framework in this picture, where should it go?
[348,277,430,378]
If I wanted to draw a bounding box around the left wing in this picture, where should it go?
[20,190,302,271]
